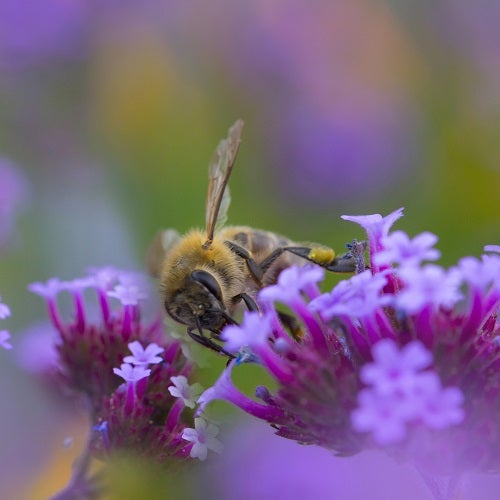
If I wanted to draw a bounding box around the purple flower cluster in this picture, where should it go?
[198,209,500,478]
[29,267,215,464]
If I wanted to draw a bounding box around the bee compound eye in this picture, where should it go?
[190,270,223,302]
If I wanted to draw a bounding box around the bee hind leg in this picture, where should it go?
[270,246,358,273]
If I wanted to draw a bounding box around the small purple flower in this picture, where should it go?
[396,265,463,313]
[113,363,151,384]
[415,375,465,430]
[374,231,441,267]
[484,245,500,254]
[457,255,500,291]
[351,390,408,445]
[0,330,12,350]
[221,311,273,353]
[182,418,224,461]
[0,297,11,319]
[107,284,148,306]
[309,270,391,319]
[342,207,403,252]
[87,266,121,291]
[123,341,164,366]
[168,375,202,409]
[28,278,67,299]
[221,312,293,383]
[360,340,432,394]
[259,265,324,305]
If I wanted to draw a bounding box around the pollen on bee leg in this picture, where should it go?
[308,247,335,265]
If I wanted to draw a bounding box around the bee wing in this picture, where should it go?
[146,228,181,277]
[204,119,244,244]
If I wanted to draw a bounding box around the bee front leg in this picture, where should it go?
[232,292,260,312]
[187,328,235,358]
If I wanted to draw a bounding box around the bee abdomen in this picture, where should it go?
[224,227,291,260]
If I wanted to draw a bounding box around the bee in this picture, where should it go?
[147,120,357,356]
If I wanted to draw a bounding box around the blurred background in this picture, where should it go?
[0,1,499,498]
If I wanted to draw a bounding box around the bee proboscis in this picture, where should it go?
[148,120,357,356]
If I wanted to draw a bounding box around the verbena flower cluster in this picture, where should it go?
[29,267,221,464]
[198,208,500,478]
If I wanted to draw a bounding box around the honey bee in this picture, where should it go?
[148,120,357,356]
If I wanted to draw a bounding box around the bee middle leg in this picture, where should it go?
[225,241,264,285]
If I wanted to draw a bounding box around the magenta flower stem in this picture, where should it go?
[73,291,86,331]
[47,299,64,333]
[291,298,328,353]
[124,382,136,415]
[165,399,185,433]
[122,305,133,340]
[414,306,434,348]
[96,289,111,326]
[342,316,371,359]
[256,346,294,384]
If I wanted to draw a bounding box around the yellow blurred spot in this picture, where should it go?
[22,417,90,500]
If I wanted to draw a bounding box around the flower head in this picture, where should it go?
[29,267,201,464]
[201,209,500,479]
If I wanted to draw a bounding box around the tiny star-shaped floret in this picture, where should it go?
[123,341,164,366]
[342,208,404,243]
[309,270,391,319]
[374,231,440,267]
[28,278,67,299]
[396,265,463,313]
[113,362,151,383]
[0,297,11,319]
[259,265,324,305]
[361,339,432,395]
[221,311,273,353]
[0,330,12,350]
[168,375,202,408]
[107,284,148,306]
[182,418,223,460]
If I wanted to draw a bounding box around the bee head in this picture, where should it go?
[164,269,229,332]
